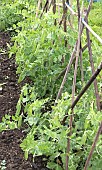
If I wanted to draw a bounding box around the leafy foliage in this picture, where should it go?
[89,2,102,37]
[0,0,37,31]
[0,0,102,170]
[9,12,76,97]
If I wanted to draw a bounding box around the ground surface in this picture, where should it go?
[0,32,48,170]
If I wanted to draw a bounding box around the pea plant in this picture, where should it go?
[9,12,76,98]
[0,0,102,170]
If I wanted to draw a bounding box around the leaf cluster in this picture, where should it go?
[0,1,102,170]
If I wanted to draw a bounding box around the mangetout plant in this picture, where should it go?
[9,12,76,98]
[1,1,102,170]
[15,84,102,170]
[0,1,22,31]
[16,85,71,169]
[0,83,102,169]
[0,0,37,31]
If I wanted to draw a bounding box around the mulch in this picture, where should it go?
[0,32,48,170]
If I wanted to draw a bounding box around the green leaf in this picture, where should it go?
[18,115,22,128]
[81,132,87,145]
[47,162,62,170]
[16,100,21,116]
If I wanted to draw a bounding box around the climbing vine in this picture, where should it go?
[0,0,102,170]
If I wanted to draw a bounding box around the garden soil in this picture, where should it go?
[0,32,48,170]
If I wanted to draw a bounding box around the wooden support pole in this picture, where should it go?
[66,15,82,170]
[71,63,102,109]
[62,0,67,47]
[86,18,101,111]
[84,122,102,170]
[77,0,84,84]
[82,41,92,52]
[55,42,77,103]
[82,19,102,44]
[56,41,91,81]
[40,0,49,18]
[65,0,102,45]
[52,0,56,14]
[55,0,92,102]
[66,2,83,169]
[65,2,77,16]
[52,0,56,25]
[61,62,102,125]
[36,0,42,17]
[80,42,84,83]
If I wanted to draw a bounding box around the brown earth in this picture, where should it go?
[0,32,48,170]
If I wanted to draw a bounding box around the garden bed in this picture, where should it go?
[0,32,48,170]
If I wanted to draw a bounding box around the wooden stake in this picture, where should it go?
[86,18,101,111]
[82,19,102,44]
[61,62,102,125]
[84,122,102,170]
[66,2,83,168]
[55,0,93,102]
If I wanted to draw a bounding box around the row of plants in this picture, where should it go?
[0,0,102,169]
